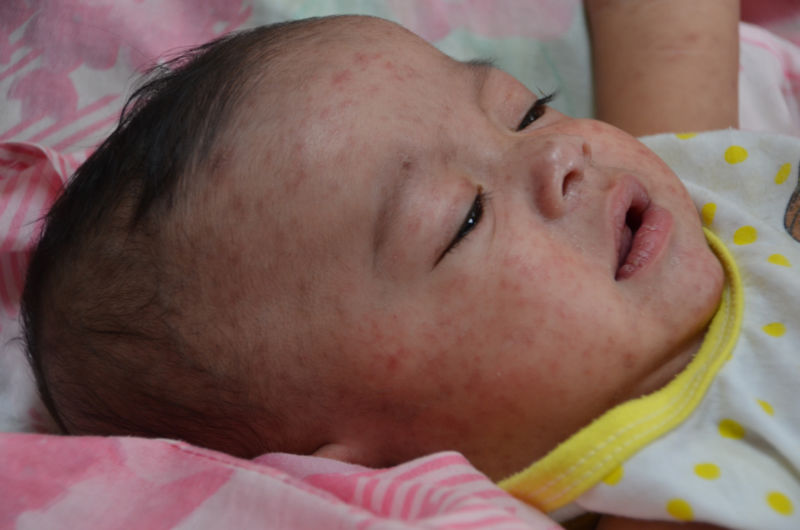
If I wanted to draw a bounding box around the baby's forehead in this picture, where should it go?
[281,16,454,84]
[217,16,474,238]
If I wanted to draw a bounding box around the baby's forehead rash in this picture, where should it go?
[330,69,353,87]
[352,51,385,70]
[327,50,422,90]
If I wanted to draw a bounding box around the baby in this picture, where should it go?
[21,7,800,530]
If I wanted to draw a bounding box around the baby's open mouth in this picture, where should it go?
[613,178,673,281]
[617,206,643,274]
[612,176,672,281]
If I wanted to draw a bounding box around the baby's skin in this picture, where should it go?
[194,16,724,485]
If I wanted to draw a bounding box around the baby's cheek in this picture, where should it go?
[667,239,725,328]
[338,297,457,403]
[500,247,624,361]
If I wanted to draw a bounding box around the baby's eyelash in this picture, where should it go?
[436,187,491,264]
[516,92,556,131]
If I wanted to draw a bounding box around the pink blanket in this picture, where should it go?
[5,434,558,529]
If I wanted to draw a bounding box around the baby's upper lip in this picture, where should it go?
[610,175,651,276]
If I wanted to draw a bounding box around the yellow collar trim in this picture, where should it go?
[498,229,743,512]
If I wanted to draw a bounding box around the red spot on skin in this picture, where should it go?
[385,351,401,373]
[330,69,352,86]
[684,32,700,45]
[353,51,383,69]
[400,64,419,81]
[380,60,420,82]
[404,217,422,237]
[545,358,562,377]
[622,352,637,370]
[285,169,309,196]
[290,140,305,160]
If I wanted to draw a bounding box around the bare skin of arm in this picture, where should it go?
[586,0,740,137]
[579,2,739,528]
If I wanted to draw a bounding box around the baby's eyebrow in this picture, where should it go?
[463,57,495,88]
[464,57,496,70]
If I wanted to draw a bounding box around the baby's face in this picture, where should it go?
[221,17,724,478]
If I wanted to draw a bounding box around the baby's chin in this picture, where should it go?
[635,246,724,399]
[632,338,702,399]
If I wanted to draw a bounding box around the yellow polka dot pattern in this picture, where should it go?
[694,463,720,480]
[767,492,794,516]
[676,133,697,140]
[667,498,694,521]
[763,323,786,337]
[733,226,758,245]
[757,399,775,416]
[693,141,792,523]
[725,145,748,164]
[718,419,745,439]
[701,203,716,226]
[775,163,792,184]
[768,254,792,267]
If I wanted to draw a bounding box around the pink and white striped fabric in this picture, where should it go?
[0,142,80,436]
[4,435,560,529]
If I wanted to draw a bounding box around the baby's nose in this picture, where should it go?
[522,135,590,219]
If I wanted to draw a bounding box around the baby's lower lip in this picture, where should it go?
[615,205,673,281]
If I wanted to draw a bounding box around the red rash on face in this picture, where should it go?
[283,140,310,194]
[384,352,401,373]
[220,17,724,480]
[402,217,423,238]
[330,69,353,86]
[344,52,422,86]
[379,58,421,81]
[353,51,384,69]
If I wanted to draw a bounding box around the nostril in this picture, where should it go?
[562,169,581,198]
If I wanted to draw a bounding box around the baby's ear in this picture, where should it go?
[312,442,371,465]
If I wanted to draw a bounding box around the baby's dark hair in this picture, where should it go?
[21,17,337,456]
